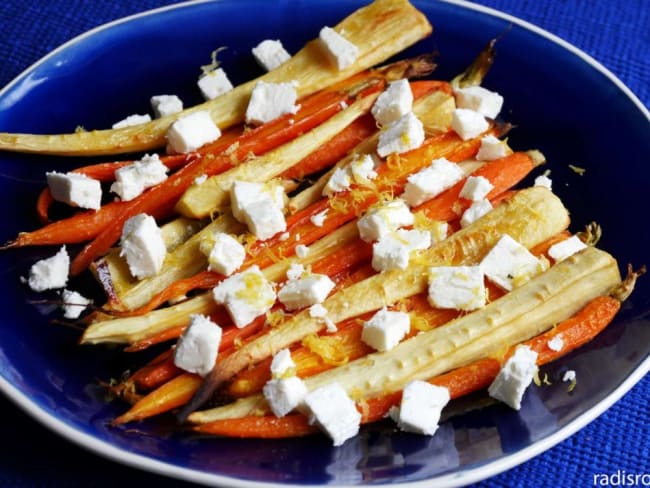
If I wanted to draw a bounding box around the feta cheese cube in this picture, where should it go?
[349,154,377,183]
[534,174,553,190]
[270,348,295,378]
[357,199,414,242]
[244,199,287,240]
[371,79,413,126]
[120,213,167,280]
[488,345,538,410]
[401,158,465,207]
[198,68,234,100]
[460,199,493,228]
[476,135,508,161]
[252,39,291,71]
[26,246,69,292]
[230,181,287,240]
[454,85,504,119]
[230,180,285,222]
[547,334,564,352]
[199,232,246,276]
[427,265,486,311]
[548,235,587,262]
[376,112,425,157]
[278,273,335,311]
[46,171,102,210]
[150,94,183,118]
[245,81,299,125]
[263,376,308,417]
[322,166,352,196]
[167,110,221,153]
[361,307,410,351]
[303,382,361,446]
[318,26,359,70]
[372,229,431,272]
[173,314,222,377]
[61,289,91,319]
[480,234,542,291]
[110,153,169,201]
[459,175,494,202]
[451,108,489,141]
[394,381,450,435]
[310,209,328,227]
[112,113,152,129]
[212,265,276,328]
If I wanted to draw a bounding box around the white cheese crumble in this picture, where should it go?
[392,381,450,435]
[286,263,305,281]
[199,232,246,276]
[309,303,337,332]
[61,289,91,319]
[401,158,465,207]
[120,213,167,280]
[166,110,221,154]
[547,335,565,352]
[371,228,431,272]
[26,246,69,292]
[357,199,414,242]
[450,108,489,141]
[110,153,169,201]
[270,348,295,378]
[534,174,553,190]
[454,85,504,119]
[371,79,413,126]
[252,39,291,71]
[198,68,234,100]
[318,26,359,70]
[460,199,493,228]
[376,112,425,158]
[212,265,276,328]
[277,273,335,311]
[361,307,410,352]
[459,175,494,202]
[295,244,309,258]
[302,382,361,446]
[488,345,538,410]
[476,134,508,161]
[480,234,543,291]
[322,154,377,196]
[173,314,222,377]
[310,209,329,227]
[245,81,299,125]
[150,94,183,118]
[112,113,152,129]
[563,370,576,383]
[428,265,486,311]
[46,171,102,210]
[548,235,587,262]
[263,376,308,417]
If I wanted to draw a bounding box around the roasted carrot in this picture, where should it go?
[113,373,202,425]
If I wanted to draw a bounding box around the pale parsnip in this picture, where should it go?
[0,0,432,156]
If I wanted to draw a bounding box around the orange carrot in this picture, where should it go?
[113,373,202,425]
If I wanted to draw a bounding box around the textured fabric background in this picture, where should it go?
[0,1,647,486]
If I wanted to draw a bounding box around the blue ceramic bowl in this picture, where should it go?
[0,1,648,486]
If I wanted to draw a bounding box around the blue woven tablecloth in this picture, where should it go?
[0,1,647,486]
